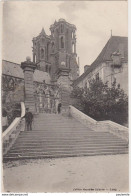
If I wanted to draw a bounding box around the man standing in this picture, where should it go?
[23,108,33,131]
[57,103,62,114]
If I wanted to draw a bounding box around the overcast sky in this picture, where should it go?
[2,1,128,74]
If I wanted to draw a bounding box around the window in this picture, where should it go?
[45,65,48,72]
[61,24,64,33]
[72,43,75,53]
[61,36,64,48]
[52,42,55,53]
[42,38,44,45]
[96,73,99,81]
[33,53,36,63]
[41,49,44,59]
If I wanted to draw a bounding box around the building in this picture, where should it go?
[73,36,128,94]
[32,18,79,81]
[2,20,128,116]
[2,19,79,114]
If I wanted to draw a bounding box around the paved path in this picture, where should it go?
[3,154,129,193]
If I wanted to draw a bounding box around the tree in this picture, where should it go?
[71,78,128,126]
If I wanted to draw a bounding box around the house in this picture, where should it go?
[73,36,128,94]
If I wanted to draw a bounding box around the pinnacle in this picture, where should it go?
[40,28,46,35]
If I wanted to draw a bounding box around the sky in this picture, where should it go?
[2,1,128,74]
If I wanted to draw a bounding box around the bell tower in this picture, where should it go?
[50,19,79,81]
[32,28,51,73]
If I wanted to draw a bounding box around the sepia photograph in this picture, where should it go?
[1,0,129,193]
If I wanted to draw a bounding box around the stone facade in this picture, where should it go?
[32,19,79,82]
[2,18,80,114]
[2,21,128,117]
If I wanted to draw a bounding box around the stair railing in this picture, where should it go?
[2,102,25,155]
[69,105,128,142]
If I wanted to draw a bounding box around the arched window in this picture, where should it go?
[42,38,44,45]
[45,65,48,72]
[41,48,44,59]
[72,43,75,53]
[33,53,36,63]
[52,42,55,53]
[61,24,64,33]
[8,78,15,90]
[61,36,64,48]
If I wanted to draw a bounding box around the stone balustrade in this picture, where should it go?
[69,105,128,142]
[69,105,97,130]
[2,102,25,155]
[97,121,128,142]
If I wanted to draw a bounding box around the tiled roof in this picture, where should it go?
[73,36,128,85]
[2,60,51,84]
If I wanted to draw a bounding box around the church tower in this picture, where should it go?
[32,19,79,81]
[50,19,79,81]
[32,19,80,113]
[32,28,51,73]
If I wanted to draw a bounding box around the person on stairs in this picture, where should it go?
[23,108,33,131]
[57,103,62,114]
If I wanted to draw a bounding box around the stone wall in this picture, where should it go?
[69,105,128,142]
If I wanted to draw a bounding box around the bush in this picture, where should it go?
[72,79,128,126]
[2,102,21,126]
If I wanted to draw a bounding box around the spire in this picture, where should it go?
[40,28,46,35]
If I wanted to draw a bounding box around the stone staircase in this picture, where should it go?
[3,113,128,161]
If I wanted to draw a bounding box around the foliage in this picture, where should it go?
[2,102,21,126]
[72,78,128,125]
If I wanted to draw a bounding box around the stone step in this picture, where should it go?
[5,149,128,158]
[19,131,105,135]
[4,150,128,161]
[12,139,127,145]
[9,146,128,153]
[4,112,128,161]
[18,130,120,134]
[6,148,128,155]
[12,143,127,149]
[18,133,118,137]
[15,136,126,141]
[11,143,127,150]
[17,136,122,141]
[25,129,94,132]
[18,129,112,133]
[17,135,115,139]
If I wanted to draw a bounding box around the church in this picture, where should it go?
[2,19,80,115]
[2,18,128,116]
[2,18,129,163]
